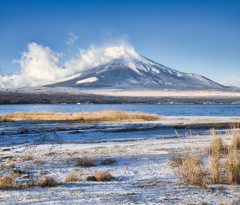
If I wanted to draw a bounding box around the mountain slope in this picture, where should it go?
[44,48,235,91]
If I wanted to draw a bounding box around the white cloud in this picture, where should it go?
[65,42,139,73]
[0,43,68,88]
[0,41,139,89]
[221,75,240,88]
[66,33,79,47]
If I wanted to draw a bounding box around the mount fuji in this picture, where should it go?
[42,46,234,91]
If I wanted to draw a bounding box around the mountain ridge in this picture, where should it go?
[43,53,236,91]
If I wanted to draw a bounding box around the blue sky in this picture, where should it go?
[0,0,240,86]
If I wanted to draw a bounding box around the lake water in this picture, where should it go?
[0,104,239,116]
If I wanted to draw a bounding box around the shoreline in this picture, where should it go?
[1,89,240,104]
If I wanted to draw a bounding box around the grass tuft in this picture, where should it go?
[208,129,225,156]
[100,158,116,165]
[35,175,59,187]
[180,155,204,186]
[172,127,240,186]
[0,175,16,189]
[94,171,114,181]
[231,131,240,149]
[64,172,83,183]
[170,156,183,167]
[75,158,96,167]
[224,148,240,184]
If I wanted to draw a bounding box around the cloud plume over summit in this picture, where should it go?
[0,41,138,88]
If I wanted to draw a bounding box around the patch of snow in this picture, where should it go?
[177,73,184,77]
[41,73,82,86]
[151,67,160,74]
[127,62,140,73]
[76,77,98,84]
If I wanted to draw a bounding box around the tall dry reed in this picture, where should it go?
[180,155,204,186]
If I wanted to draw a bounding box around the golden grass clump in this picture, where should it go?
[0,175,16,189]
[207,129,224,184]
[231,131,240,149]
[208,155,222,184]
[208,129,225,156]
[35,175,59,187]
[224,148,240,184]
[75,158,96,167]
[78,110,160,122]
[180,155,204,186]
[94,171,114,181]
[0,110,160,122]
[172,128,240,186]
[64,172,83,183]
[208,129,240,185]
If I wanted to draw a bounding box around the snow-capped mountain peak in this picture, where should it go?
[44,46,235,91]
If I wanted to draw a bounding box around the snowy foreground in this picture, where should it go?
[0,117,240,205]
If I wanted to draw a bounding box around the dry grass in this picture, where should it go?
[208,129,240,184]
[0,110,160,122]
[94,171,114,181]
[170,156,184,168]
[24,155,34,160]
[231,131,240,149]
[208,155,222,184]
[172,128,240,186]
[75,158,96,167]
[208,129,224,184]
[86,176,97,181]
[224,148,240,184]
[33,160,44,165]
[208,129,225,156]
[64,172,83,183]
[180,155,204,186]
[0,174,60,189]
[100,158,116,165]
[0,175,16,189]
[35,175,59,187]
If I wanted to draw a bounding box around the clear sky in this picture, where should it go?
[0,0,240,87]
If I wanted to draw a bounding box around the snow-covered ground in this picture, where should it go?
[15,86,240,97]
[0,117,240,204]
[81,90,240,97]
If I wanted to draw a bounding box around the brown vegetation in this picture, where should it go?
[0,110,160,122]
[224,148,240,184]
[172,129,240,186]
[178,155,204,186]
[208,129,225,156]
[100,158,116,165]
[231,130,240,149]
[75,158,96,167]
[94,171,114,181]
[35,175,59,187]
[208,129,225,184]
[64,172,83,183]
[0,175,16,189]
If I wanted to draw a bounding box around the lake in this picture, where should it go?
[0,104,239,116]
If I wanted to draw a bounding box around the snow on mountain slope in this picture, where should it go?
[43,46,235,91]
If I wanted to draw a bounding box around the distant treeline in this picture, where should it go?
[0,91,240,104]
